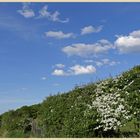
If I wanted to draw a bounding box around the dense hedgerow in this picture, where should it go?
[0,65,140,137]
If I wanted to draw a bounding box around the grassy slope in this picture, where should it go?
[0,65,140,137]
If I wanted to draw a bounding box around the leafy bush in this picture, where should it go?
[0,65,140,137]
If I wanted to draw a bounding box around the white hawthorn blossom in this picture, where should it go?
[85,76,134,131]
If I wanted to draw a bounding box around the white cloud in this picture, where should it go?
[17,3,35,18]
[81,25,103,35]
[50,11,69,23]
[38,5,50,18]
[115,29,140,53]
[62,39,113,57]
[41,76,47,80]
[37,5,69,23]
[95,58,120,67]
[45,31,74,39]
[52,69,66,76]
[70,65,96,75]
[129,30,140,38]
[55,63,65,68]
[18,4,69,23]
[52,65,96,76]
[102,58,119,66]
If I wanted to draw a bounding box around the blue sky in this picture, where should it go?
[0,2,140,114]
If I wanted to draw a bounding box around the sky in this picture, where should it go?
[0,2,140,114]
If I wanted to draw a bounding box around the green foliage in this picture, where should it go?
[0,65,140,137]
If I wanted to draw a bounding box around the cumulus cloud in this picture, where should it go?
[52,65,96,76]
[81,25,103,35]
[37,5,69,23]
[45,31,74,39]
[55,63,65,68]
[129,30,140,37]
[52,69,66,76]
[70,65,96,75]
[115,29,140,53]
[62,39,113,57]
[17,3,35,18]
